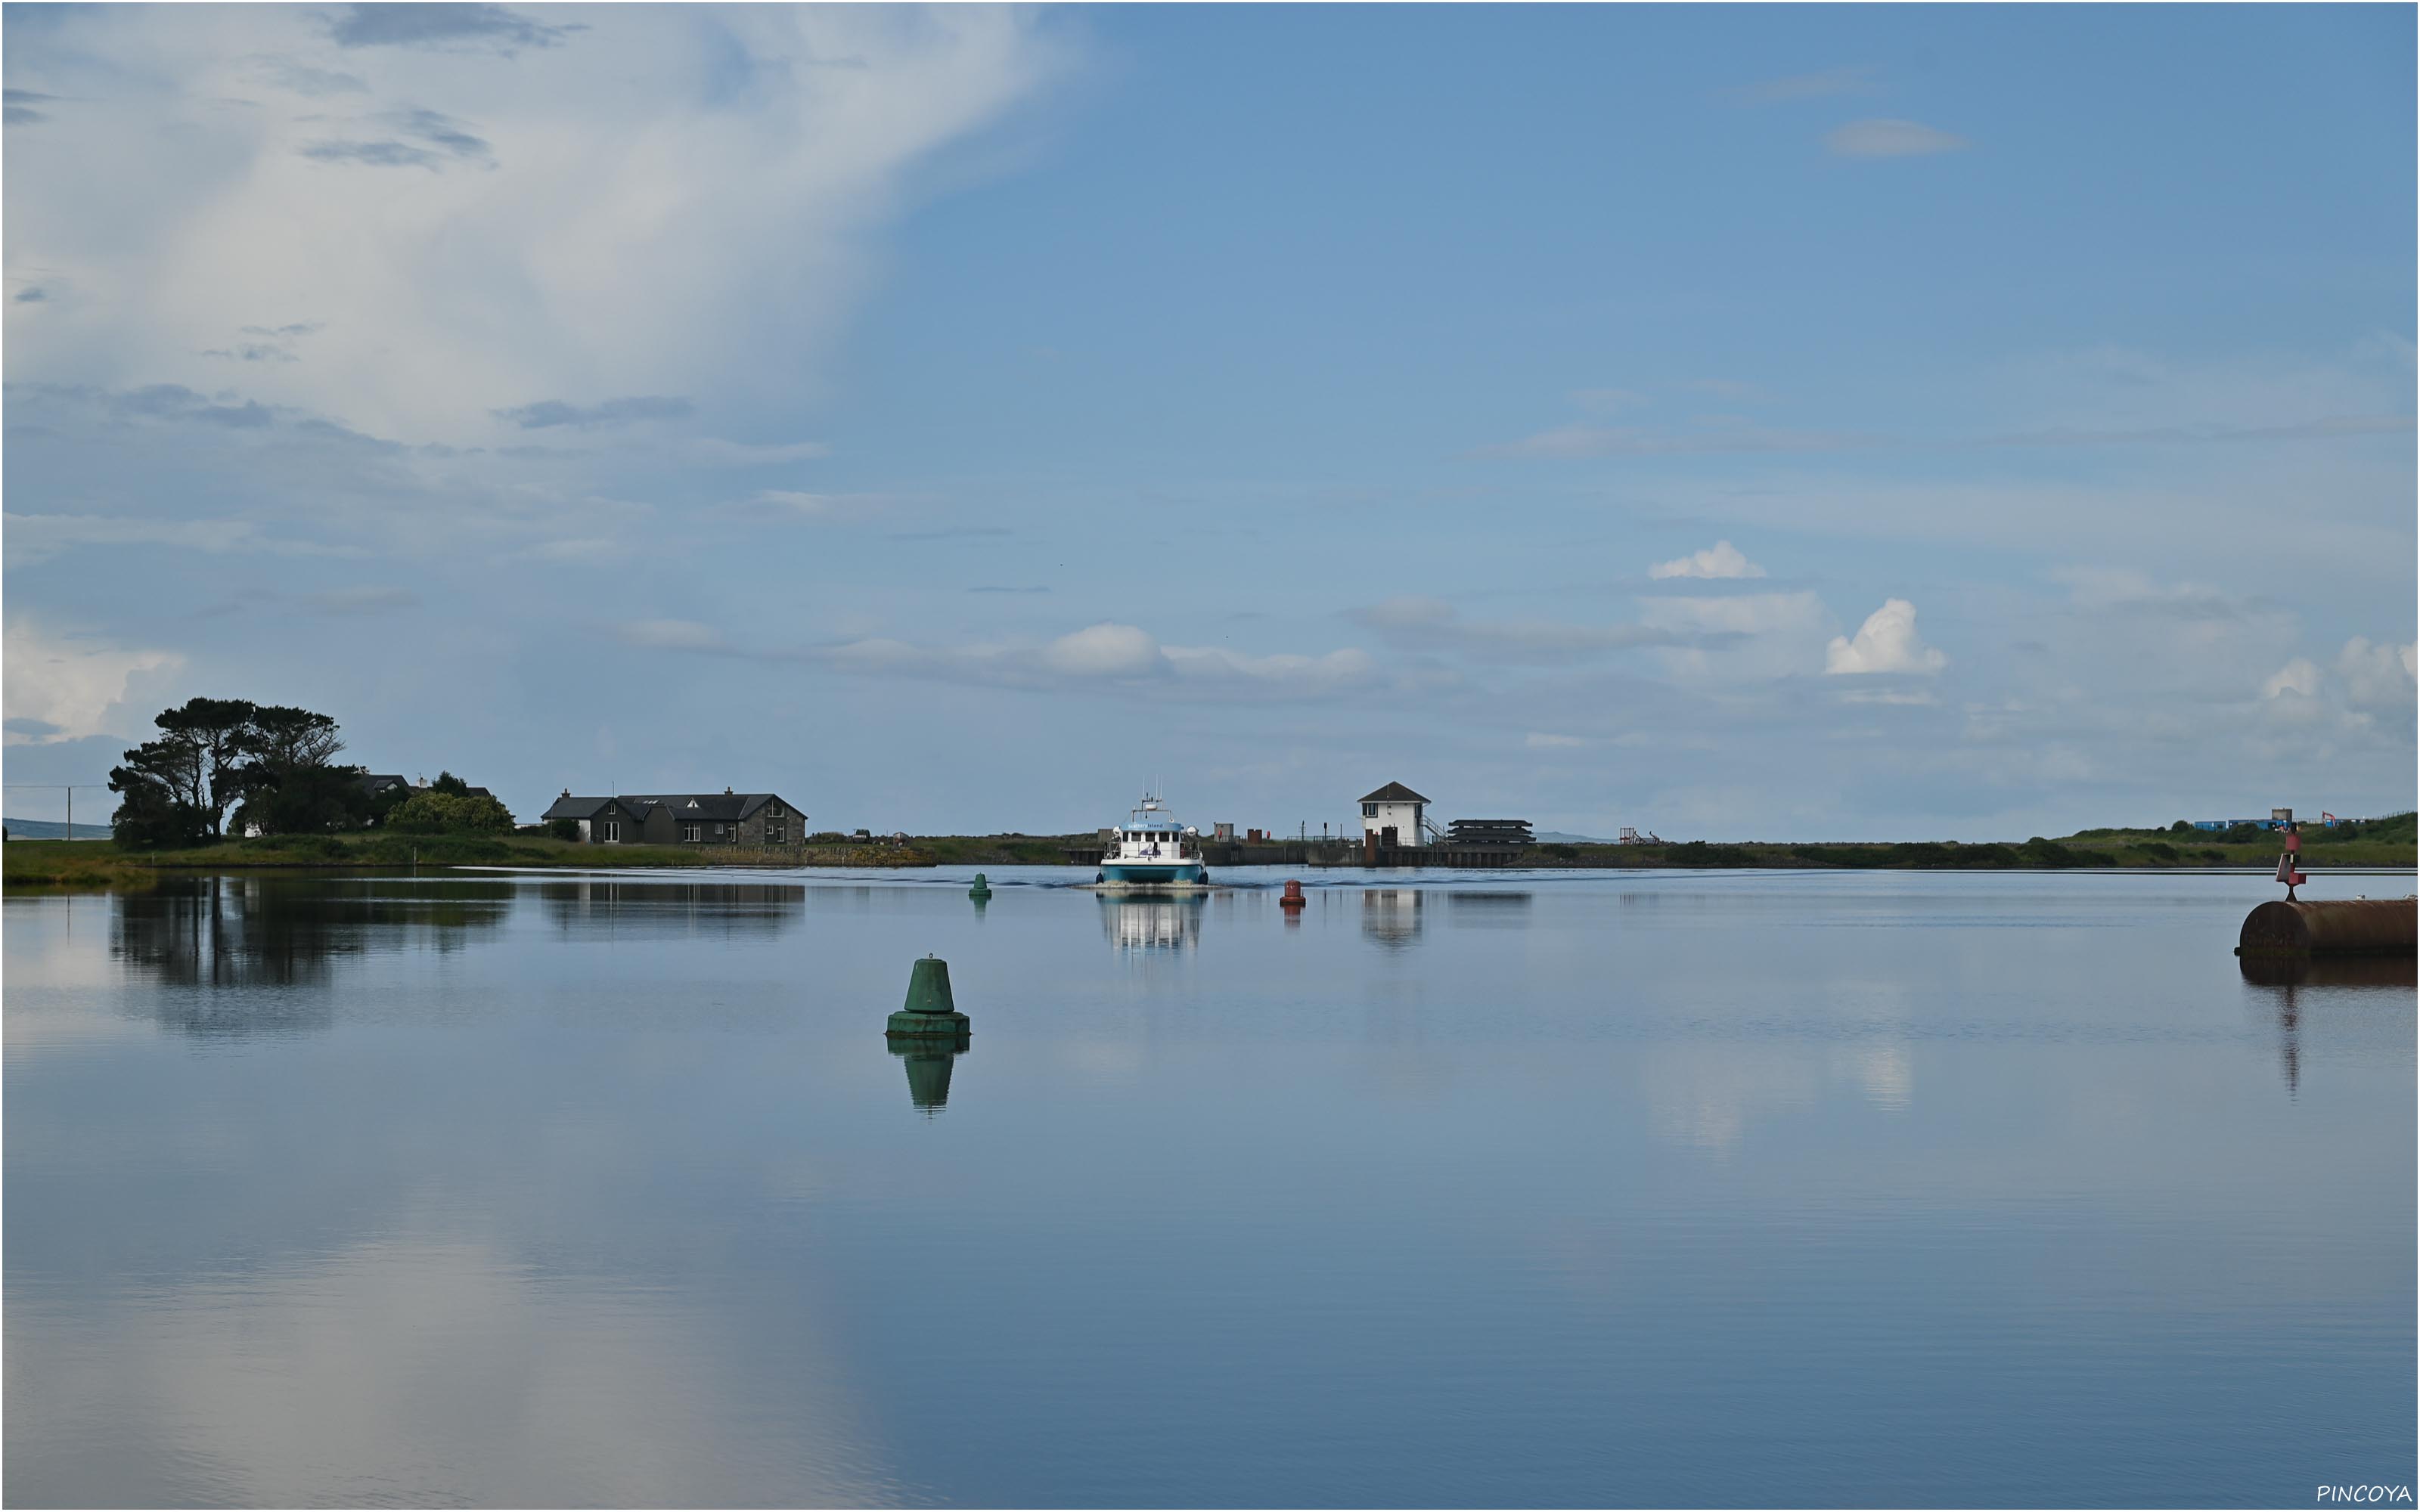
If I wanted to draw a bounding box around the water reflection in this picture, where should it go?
[1444,891,1533,926]
[115,878,511,989]
[889,1035,970,1114]
[537,880,805,938]
[2238,953,2418,1096]
[101,878,511,1040]
[7,873,2412,1507]
[1099,894,1205,951]
[1360,888,1423,949]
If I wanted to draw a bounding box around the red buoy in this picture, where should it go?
[1280,878,1306,909]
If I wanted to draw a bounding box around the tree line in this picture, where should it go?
[108,698,511,849]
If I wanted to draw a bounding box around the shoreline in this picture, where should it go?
[9,820,2412,892]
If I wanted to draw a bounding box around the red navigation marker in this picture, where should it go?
[2276,823,2307,900]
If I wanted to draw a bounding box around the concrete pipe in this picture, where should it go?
[2238,898,2417,957]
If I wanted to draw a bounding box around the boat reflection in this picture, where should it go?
[1099,894,1205,952]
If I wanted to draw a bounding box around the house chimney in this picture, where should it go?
[725,786,734,795]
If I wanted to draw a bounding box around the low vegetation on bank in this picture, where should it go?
[11,816,2408,893]
[2,833,932,891]
[1547,816,2415,871]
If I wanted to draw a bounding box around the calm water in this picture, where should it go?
[5,868,2412,1507]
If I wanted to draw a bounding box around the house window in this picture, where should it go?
[602,820,620,843]
[768,825,786,844]
[1363,803,1378,818]
[683,824,700,843]
[769,801,784,817]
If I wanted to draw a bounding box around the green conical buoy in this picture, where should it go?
[886,954,972,1039]
[969,872,992,900]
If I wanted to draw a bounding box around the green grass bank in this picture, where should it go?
[9,814,2409,892]
[2,832,933,891]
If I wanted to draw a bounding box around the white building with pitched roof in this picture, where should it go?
[1359,781,1429,850]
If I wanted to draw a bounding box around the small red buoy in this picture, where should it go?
[1280,878,1305,909]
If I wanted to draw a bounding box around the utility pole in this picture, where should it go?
[2,783,107,838]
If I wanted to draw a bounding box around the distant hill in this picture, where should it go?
[4,817,113,841]
[1534,830,1616,845]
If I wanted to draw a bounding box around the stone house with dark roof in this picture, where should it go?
[358,773,411,802]
[539,789,803,847]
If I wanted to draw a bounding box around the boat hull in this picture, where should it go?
[1099,860,1208,886]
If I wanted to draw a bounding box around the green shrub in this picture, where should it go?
[388,791,515,835]
[1668,841,1754,868]
[2019,836,2088,868]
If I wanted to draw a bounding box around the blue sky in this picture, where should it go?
[5,3,2412,838]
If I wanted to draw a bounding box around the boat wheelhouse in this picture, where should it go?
[1098,795,1208,887]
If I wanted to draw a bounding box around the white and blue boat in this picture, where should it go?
[1097,794,1208,888]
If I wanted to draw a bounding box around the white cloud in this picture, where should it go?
[2037,564,2307,711]
[4,512,368,567]
[2260,658,2321,700]
[685,438,830,466]
[1162,644,1376,691]
[521,537,631,564]
[2256,638,2415,716]
[728,491,893,524]
[1639,590,1829,681]
[1824,598,1947,675]
[1825,118,1969,157]
[2,8,1071,445]
[1041,622,1160,678]
[632,618,1376,701]
[3,618,185,744]
[1525,732,1585,748]
[1649,540,1766,581]
[2336,637,2418,706]
[1353,596,1452,631]
[1992,339,2416,448]
[1351,596,1686,664]
[1838,687,1936,706]
[2049,565,2248,618]
[302,585,418,615]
